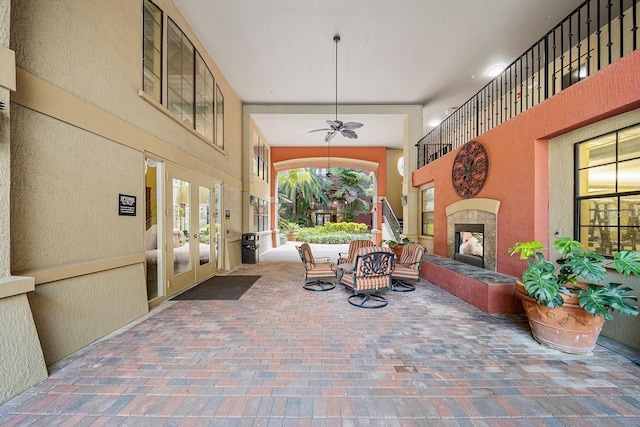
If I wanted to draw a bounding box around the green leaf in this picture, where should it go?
[613,251,640,277]
[508,241,546,260]
[553,237,583,256]
[579,283,639,319]
[563,250,607,283]
[522,266,561,306]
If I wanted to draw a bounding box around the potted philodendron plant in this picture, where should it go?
[508,237,639,354]
[381,237,412,258]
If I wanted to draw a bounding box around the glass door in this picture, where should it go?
[144,157,164,302]
[195,184,216,282]
[214,182,223,271]
[165,164,218,295]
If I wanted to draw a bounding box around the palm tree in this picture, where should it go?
[278,168,328,226]
[330,168,374,222]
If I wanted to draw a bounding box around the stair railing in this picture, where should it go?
[381,198,402,241]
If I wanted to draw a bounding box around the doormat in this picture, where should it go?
[171,275,261,300]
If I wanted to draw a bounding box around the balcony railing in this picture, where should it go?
[417,0,639,168]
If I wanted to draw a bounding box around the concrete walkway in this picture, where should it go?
[259,241,349,263]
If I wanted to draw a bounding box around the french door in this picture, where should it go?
[165,164,219,295]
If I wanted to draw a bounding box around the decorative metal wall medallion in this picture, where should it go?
[451,140,489,198]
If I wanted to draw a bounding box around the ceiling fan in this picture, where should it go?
[309,34,363,143]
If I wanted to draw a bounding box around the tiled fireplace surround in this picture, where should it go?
[422,198,523,314]
[446,198,499,272]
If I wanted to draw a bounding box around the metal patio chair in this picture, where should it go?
[339,246,395,308]
[391,243,427,292]
[296,243,336,291]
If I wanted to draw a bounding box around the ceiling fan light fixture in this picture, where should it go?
[309,34,363,142]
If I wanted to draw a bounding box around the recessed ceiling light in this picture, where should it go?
[486,64,505,77]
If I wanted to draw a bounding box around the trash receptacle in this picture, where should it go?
[242,233,260,264]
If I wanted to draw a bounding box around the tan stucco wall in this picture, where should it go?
[27,265,147,364]
[0,293,48,404]
[245,117,274,254]
[549,108,640,350]
[9,0,245,368]
[0,0,48,405]
[1,2,9,279]
[10,107,144,270]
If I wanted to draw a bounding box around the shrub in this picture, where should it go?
[324,222,369,234]
[288,222,371,243]
[302,232,372,244]
[279,219,301,239]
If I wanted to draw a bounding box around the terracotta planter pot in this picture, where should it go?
[392,245,404,259]
[515,281,605,354]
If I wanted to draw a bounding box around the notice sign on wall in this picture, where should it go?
[118,194,136,216]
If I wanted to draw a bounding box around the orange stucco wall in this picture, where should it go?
[271,146,387,195]
[413,49,640,278]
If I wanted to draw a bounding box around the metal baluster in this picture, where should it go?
[577,7,582,82]
[597,0,602,71]
[587,0,592,77]
[618,0,624,60]
[607,0,613,65]
[569,12,574,87]
[633,0,638,51]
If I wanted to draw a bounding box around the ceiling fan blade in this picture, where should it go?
[341,129,359,139]
[325,131,337,142]
[342,122,363,130]
[309,128,331,133]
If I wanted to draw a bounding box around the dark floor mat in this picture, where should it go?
[171,275,261,300]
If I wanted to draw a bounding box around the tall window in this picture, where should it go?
[142,0,162,102]
[251,196,269,232]
[215,84,224,148]
[195,52,214,142]
[167,19,195,126]
[421,187,435,236]
[253,132,269,182]
[576,124,640,255]
[144,8,222,147]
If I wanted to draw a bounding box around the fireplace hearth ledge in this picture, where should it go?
[422,254,524,315]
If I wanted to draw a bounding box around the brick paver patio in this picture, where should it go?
[1,242,639,426]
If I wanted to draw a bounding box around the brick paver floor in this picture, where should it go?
[1,242,639,426]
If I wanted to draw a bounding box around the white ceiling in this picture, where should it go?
[174,0,585,149]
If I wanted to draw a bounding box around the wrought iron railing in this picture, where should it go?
[417,0,639,168]
[381,198,402,241]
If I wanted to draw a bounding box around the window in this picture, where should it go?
[143,7,222,146]
[421,187,434,236]
[195,53,214,142]
[576,124,640,255]
[215,84,224,148]
[142,0,162,102]
[251,196,269,232]
[253,132,269,182]
[167,19,195,126]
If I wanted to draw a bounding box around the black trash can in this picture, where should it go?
[241,233,260,264]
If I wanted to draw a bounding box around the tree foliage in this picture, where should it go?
[277,167,374,226]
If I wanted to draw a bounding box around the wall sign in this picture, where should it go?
[118,194,137,216]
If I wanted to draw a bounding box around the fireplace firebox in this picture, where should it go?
[454,223,484,268]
